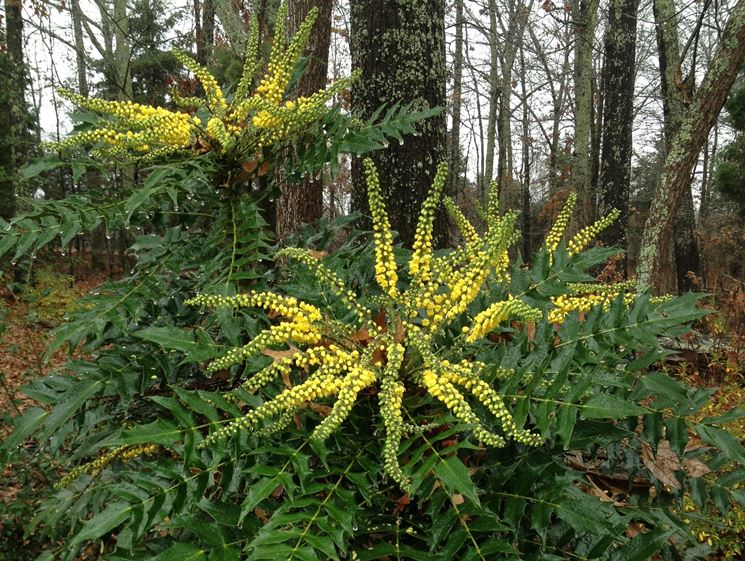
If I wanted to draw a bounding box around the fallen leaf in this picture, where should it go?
[683,458,711,478]
[451,494,465,506]
[394,317,405,344]
[350,325,370,343]
[626,521,645,538]
[641,439,682,490]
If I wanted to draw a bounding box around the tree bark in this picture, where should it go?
[275,0,332,241]
[497,0,534,212]
[484,0,499,195]
[572,0,599,229]
[71,0,89,97]
[350,0,447,247]
[113,0,133,99]
[519,45,532,261]
[0,0,28,222]
[597,0,640,270]
[636,0,745,292]
[447,0,464,197]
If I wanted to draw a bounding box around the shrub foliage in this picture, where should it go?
[2,6,745,561]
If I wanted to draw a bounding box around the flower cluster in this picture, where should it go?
[544,192,577,253]
[365,159,399,298]
[49,4,356,163]
[190,160,545,492]
[409,162,448,284]
[567,209,621,255]
[56,444,158,489]
[466,298,543,343]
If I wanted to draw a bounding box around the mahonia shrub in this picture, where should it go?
[4,159,741,560]
[2,10,745,559]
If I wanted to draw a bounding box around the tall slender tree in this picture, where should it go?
[1,0,29,222]
[349,0,447,247]
[597,0,640,271]
[572,0,599,229]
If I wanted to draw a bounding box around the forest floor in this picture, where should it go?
[0,271,109,431]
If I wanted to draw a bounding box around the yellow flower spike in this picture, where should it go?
[467,298,542,343]
[377,343,409,490]
[277,247,372,324]
[173,49,228,115]
[445,367,541,446]
[420,368,506,447]
[55,444,158,489]
[443,196,480,245]
[364,159,399,298]
[567,208,621,255]
[409,161,448,284]
[234,13,261,102]
[312,366,377,439]
[202,371,344,447]
[544,191,577,253]
[485,179,501,233]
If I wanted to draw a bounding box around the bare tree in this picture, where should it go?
[636,0,745,292]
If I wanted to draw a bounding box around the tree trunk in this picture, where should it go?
[636,0,745,292]
[350,0,447,247]
[572,0,599,229]
[597,0,640,270]
[497,0,534,212]
[275,0,332,241]
[447,0,464,197]
[519,45,532,261]
[71,0,89,97]
[113,0,133,99]
[484,0,499,194]
[0,0,28,222]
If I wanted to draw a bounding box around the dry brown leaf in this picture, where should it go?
[683,457,711,478]
[254,507,270,524]
[307,249,327,260]
[241,160,259,174]
[451,494,465,506]
[394,317,405,344]
[526,321,536,342]
[393,493,411,514]
[350,325,370,343]
[261,347,299,362]
[373,307,387,332]
[308,402,332,416]
[626,521,646,539]
[258,161,270,176]
[641,439,682,490]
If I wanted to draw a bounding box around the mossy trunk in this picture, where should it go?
[275,0,332,241]
[0,0,28,222]
[636,0,745,292]
[597,0,639,272]
[350,0,447,247]
[572,0,599,230]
